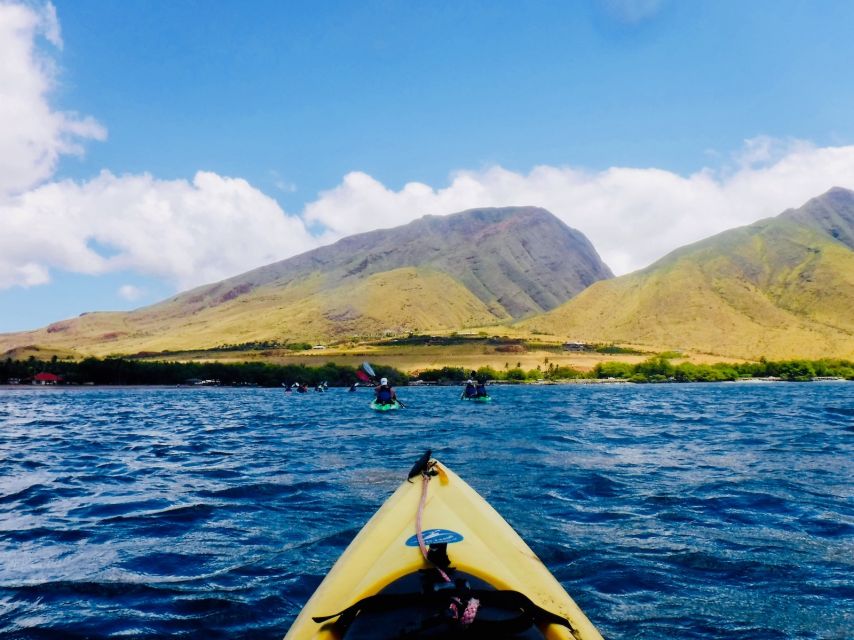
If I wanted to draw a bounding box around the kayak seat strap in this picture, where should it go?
[312,588,574,634]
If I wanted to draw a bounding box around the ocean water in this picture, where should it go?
[0,383,852,639]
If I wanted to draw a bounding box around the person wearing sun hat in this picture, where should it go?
[374,376,397,405]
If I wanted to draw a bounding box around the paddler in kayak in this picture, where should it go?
[475,378,489,398]
[470,369,490,398]
[461,379,477,399]
[374,377,398,405]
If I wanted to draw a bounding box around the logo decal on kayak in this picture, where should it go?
[405,528,464,546]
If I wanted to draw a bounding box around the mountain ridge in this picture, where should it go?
[3,190,852,361]
[0,206,612,357]
[161,206,613,320]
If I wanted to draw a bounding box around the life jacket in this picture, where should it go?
[475,384,487,397]
[464,383,477,397]
[377,386,393,403]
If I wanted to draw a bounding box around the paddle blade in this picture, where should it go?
[362,362,376,378]
[356,369,371,383]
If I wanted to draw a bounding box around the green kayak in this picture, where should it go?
[370,400,401,411]
[462,395,492,403]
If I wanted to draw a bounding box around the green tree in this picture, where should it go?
[593,361,634,379]
[777,360,815,381]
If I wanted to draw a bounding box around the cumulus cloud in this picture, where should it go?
[0,2,316,292]
[304,140,854,275]
[0,1,106,197]
[0,171,319,290]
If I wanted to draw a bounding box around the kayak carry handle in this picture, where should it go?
[407,450,433,482]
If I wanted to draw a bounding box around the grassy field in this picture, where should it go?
[128,340,751,374]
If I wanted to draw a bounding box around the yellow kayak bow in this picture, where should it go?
[284,454,603,640]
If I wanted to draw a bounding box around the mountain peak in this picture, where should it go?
[822,185,854,199]
[227,205,613,319]
[409,205,563,234]
[781,186,854,249]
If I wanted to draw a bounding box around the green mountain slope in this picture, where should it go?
[0,207,612,357]
[522,188,854,359]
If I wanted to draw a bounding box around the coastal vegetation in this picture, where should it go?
[1,357,407,387]
[415,357,854,383]
[6,356,850,386]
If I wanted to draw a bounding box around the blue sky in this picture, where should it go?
[3,0,854,333]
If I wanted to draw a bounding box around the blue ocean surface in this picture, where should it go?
[1,383,852,639]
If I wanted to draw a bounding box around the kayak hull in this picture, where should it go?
[370,400,401,411]
[283,459,603,640]
[463,395,492,403]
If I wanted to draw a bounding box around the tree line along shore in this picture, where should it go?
[2,356,853,387]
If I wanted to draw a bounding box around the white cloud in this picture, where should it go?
[304,139,854,275]
[117,284,144,301]
[0,1,106,197]
[5,138,848,298]
[0,2,317,292]
[0,170,319,290]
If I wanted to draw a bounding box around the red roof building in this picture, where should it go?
[33,372,61,384]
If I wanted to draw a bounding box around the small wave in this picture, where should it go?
[824,406,854,417]
[0,483,52,506]
[68,498,171,520]
[0,527,93,544]
[5,579,182,598]
[577,472,626,499]
[197,480,333,500]
[665,550,799,583]
[119,552,218,578]
[99,503,215,527]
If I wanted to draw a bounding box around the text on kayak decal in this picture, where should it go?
[405,528,464,546]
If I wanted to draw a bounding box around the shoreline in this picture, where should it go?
[2,377,849,390]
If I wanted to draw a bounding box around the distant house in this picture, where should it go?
[311,345,327,350]
[33,372,61,385]
[563,341,589,352]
